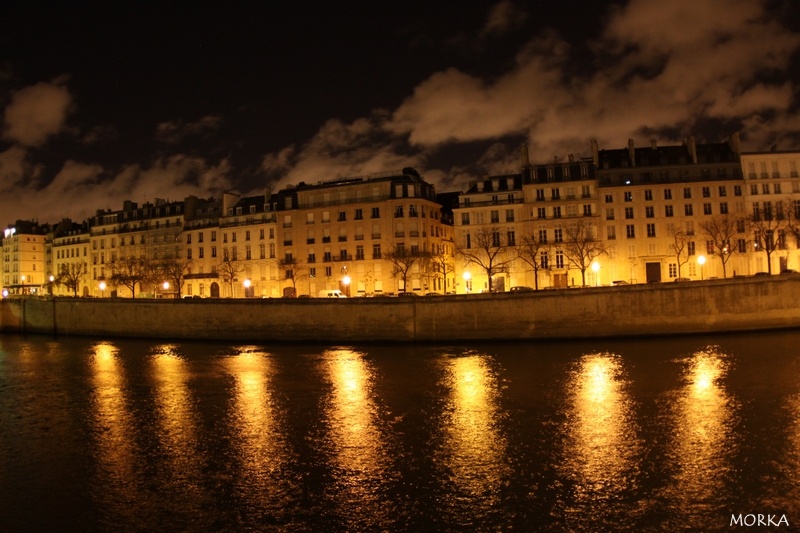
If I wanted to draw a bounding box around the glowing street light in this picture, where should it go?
[697,255,706,280]
[463,271,472,293]
[99,281,106,298]
[591,261,600,286]
[243,278,251,298]
[49,275,55,295]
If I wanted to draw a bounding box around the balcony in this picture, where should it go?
[371,233,381,239]
[395,231,405,238]
[322,237,331,243]
[306,238,315,244]
[338,236,347,242]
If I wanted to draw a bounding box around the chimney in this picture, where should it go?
[686,136,697,164]
[521,144,530,168]
[568,153,575,163]
[591,139,599,165]
[650,139,657,149]
[628,138,636,167]
[727,132,741,155]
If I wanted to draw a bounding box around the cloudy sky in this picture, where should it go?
[2,0,799,226]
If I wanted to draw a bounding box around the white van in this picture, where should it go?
[318,290,347,298]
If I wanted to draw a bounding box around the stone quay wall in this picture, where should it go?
[2,277,799,343]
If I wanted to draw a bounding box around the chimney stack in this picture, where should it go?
[628,138,636,167]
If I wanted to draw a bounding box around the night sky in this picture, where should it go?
[2,1,799,225]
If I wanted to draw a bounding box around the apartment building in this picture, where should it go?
[271,169,452,296]
[51,219,91,296]
[1,221,48,295]
[88,199,185,297]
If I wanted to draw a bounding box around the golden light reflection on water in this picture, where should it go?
[784,393,800,518]
[89,342,140,516]
[563,353,639,500]
[218,349,284,489]
[150,345,204,491]
[323,349,387,477]
[668,347,736,516]
[439,353,508,513]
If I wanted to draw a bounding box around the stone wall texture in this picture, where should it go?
[2,277,800,342]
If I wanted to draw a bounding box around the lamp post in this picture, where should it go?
[342,275,351,296]
[463,271,472,293]
[21,275,26,295]
[243,278,251,298]
[99,281,106,298]
[698,255,706,280]
[591,261,600,286]
[49,275,55,295]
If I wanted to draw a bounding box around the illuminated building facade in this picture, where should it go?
[1,221,48,295]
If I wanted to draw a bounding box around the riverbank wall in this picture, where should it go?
[2,277,799,342]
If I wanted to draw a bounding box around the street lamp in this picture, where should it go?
[21,275,26,295]
[243,278,251,298]
[342,275,351,296]
[99,281,106,298]
[697,255,706,280]
[463,271,472,293]
[49,275,55,295]
[591,261,600,286]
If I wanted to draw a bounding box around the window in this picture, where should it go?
[554,228,563,243]
[325,266,332,277]
[551,188,561,200]
[606,208,615,220]
[775,183,782,194]
[555,251,564,269]
[490,210,500,224]
[762,183,770,195]
[751,184,759,195]
[624,191,633,202]
[645,206,654,218]
[338,211,347,222]
[647,223,656,237]
[719,186,727,197]
[461,213,470,225]
[187,234,192,245]
[664,189,673,200]
[605,194,613,203]
[540,251,549,269]
[505,209,515,222]
[684,187,692,199]
[707,241,715,255]
[669,263,677,278]
[356,245,365,260]
[645,190,653,201]
[536,189,546,201]
[625,207,634,219]
[582,204,592,217]
[507,230,516,246]
[538,229,548,243]
[607,226,616,240]
[355,208,363,220]
[702,187,710,198]
[685,204,694,216]
[626,224,635,238]
[553,206,562,219]
[688,241,696,256]
[372,244,381,259]
[703,203,712,215]
[737,239,747,253]
[734,185,742,196]
[537,207,547,219]
[309,267,316,278]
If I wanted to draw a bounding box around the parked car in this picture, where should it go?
[398,291,418,297]
[510,286,535,293]
[318,290,346,298]
[611,280,628,286]
[674,277,691,282]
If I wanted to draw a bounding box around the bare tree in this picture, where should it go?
[109,255,147,298]
[156,257,193,297]
[384,244,431,293]
[456,226,515,292]
[784,198,800,249]
[747,201,787,274]
[699,215,740,279]
[57,262,88,297]
[558,219,606,286]
[217,256,244,297]
[668,229,691,278]
[279,256,307,296]
[516,233,550,290]
[428,247,454,293]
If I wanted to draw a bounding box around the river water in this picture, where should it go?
[0,331,798,532]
